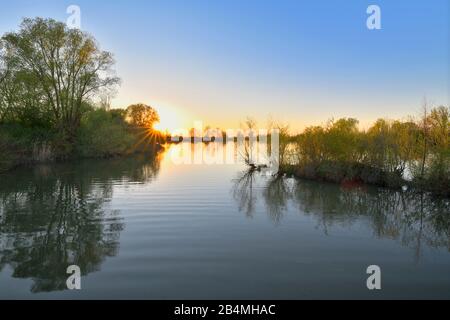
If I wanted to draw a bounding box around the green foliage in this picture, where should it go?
[0,17,119,145]
[416,106,450,194]
[288,107,450,195]
[0,123,55,171]
[76,108,135,158]
[0,17,163,170]
[125,103,159,128]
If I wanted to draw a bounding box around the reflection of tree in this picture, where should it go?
[0,153,161,293]
[232,170,450,257]
[262,177,292,224]
[293,182,450,256]
[232,170,257,218]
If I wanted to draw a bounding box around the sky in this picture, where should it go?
[0,0,448,132]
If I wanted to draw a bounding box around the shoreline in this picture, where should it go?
[0,144,165,174]
[278,163,449,198]
[2,142,448,199]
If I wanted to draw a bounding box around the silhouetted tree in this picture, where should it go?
[125,103,159,128]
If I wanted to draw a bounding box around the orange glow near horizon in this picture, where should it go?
[152,104,185,134]
[125,101,384,136]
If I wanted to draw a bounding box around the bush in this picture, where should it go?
[284,108,449,195]
[76,109,135,158]
[0,123,55,171]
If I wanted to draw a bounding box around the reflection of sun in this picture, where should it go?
[153,104,182,134]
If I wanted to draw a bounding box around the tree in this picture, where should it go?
[0,18,119,143]
[0,44,10,121]
[244,116,257,131]
[324,118,359,163]
[427,106,450,186]
[0,40,7,83]
[0,49,6,85]
[418,100,430,179]
[125,103,159,128]
[428,106,449,151]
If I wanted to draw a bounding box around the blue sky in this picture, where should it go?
[0,0,448,131]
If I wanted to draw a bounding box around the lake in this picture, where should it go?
[0,142,449,299]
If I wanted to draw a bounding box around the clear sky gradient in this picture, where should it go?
[1,0,449,132]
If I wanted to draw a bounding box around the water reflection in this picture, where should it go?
[0,153,162,293]
[233,170,450,259]
[263,176,292,223]
[232,170,258,218]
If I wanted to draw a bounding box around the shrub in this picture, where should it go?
[76,109,135,158]
[0,123,55,171]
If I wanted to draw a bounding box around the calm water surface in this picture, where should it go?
[0,143,449,299]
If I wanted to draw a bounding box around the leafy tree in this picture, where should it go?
[426,106,449,188]
[125,103,159,128]
[0,18,119,145]
[324,118,360,163]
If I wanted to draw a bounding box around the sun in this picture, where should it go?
[152,104,183,134]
